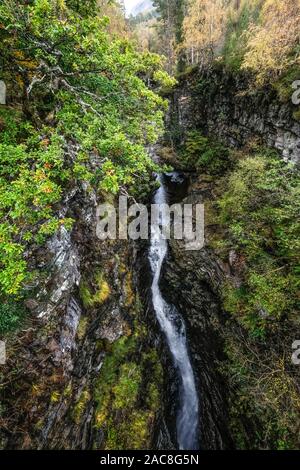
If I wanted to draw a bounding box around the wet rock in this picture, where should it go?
[258,308,269,319]
[35,225,81,320]
[162,238,234,449]
[1,182,151,450]
[0,80,6,105]
[229,250,238,269]
[95,307,123,343]
[47,338,60,353]
[59,297,81,372]
[24,299,39,311]
[156,174,234,449]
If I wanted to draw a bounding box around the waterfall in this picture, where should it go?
[148,173,199,450]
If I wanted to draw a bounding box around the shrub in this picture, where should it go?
[181,130,230,174]
[0,0,171,296]
[218,149,300,334]
[79,271,111,309]
[0,299,27,335]
[222,0,262,71]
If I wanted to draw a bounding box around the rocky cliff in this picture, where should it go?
[155,174,234,450]
[0,180,166,450]
[161,64,300,449]
[169,65,300,164]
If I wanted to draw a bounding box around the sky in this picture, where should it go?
[123,0,141,15]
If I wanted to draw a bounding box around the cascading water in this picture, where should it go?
[149,173,199,450]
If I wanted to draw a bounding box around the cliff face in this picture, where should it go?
[154,174,234,450]
[2,62,298,450]
[162,233,234,450]
[162,65,300,450]
[169,66,300,164]
[0,178,165,450]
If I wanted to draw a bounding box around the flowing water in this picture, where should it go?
[148,173,199,450]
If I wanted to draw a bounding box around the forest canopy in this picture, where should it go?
[0,0,174,296]
[134,0,300,84]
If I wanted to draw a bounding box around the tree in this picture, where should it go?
[0,0,174,295]
[183,0,227,66]
[153,0,186,73]
[241,0,300,83]
[97,0,129,37]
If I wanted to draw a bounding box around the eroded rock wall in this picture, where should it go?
[169,66,300,164]
[0,183,164,450]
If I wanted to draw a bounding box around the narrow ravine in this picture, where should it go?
[148,173,199,450]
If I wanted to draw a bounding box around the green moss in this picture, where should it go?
[79,270,111,309]
[35,418,44,431]
[50,391,60,403]
[63,383,72,398]
[293,108,300,121]
[112,363,141,410]
[123,272,135,308]
[180,130,231,175]
[79,281,93,309]
[105,411,152,450]
[77,316,88,340]
[72,389,91,424]
[93,326,163,450]
[94,272,111,304]
[94,335,137,429]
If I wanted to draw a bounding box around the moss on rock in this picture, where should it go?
[79,270,111,309]
[72,389,91,424]
[93,323,163,450]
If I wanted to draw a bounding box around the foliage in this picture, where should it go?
[221,327,300,449]
[128,9,157,28]
[200,143,300,448]
[136,0,300,87]
[181,130,230,174]
[93,328,162,450]
[183,0,227,66]
[180,0,300,87]
[112,362,141,409]
[66,0,97,16]
[241,0,300,84]
[0,108,72,295]
[0,299,27,335]
[218,150,300,335]
[272,65,300,103]
[222,0,262,71]
[0,0,171,297]
[152,0,186,73]
[96,0,129,37]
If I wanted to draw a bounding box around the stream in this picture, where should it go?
[148,173,199,450]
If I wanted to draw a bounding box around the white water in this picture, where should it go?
[149,174,199,450]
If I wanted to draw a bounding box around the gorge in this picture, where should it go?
[0,0,299,454]
[149,173,198,450]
